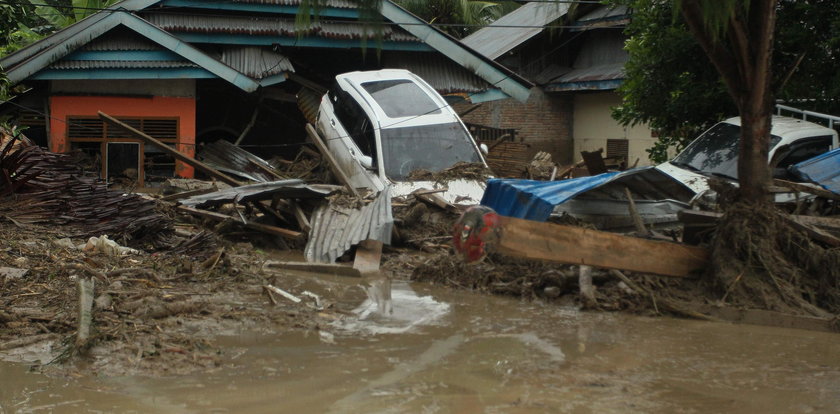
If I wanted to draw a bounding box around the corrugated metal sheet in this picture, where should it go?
[232,0,357,8]
[481,167,693,221]
[575,5,629,27]
[219,47,294,78]
[143,13,417,41]
[179,179,333,208]
[305,187,393,263]
[548,62,624,84]
[791,147,840,195]
[382,53,489,93]
[81,29,162,51]
[49,60,197,69]
[199,139,285,182]
[461,2,570,60]
[297,87,323,124]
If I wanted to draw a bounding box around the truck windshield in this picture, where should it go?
[380,122,481,180]
[362,80,442,118]
[671,122,781,180]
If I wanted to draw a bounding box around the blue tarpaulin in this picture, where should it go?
[480,168,662,221]
[790,147,840,195]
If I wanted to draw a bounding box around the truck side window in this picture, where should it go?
[330,84,377,165]
[773,135,833,179]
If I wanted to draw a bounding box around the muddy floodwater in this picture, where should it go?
[2,274,840,413]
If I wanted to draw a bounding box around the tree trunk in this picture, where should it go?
[737,104,773,202]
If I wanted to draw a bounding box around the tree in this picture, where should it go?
[395,0,519,38]
[614,0,840,163]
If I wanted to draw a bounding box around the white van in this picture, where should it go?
[315,69,488,204]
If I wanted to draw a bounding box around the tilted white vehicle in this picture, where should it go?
[656,113,839,195]
[315,69,488,205]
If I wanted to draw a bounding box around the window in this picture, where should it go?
[606,139,629,162]
[330,85,377,164]
[361,79,441,118]
[66,116,179,185]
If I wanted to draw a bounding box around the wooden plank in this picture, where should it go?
[178,206,303,240]
[353,240,383,275]
[774,179,840,201]
[99,112,244,187]
[785,216,840,247]
[160,187,217,202]
[495,215,709,278]
[263,260,361,278]
[290,200,311,233]
[304,123,361,199]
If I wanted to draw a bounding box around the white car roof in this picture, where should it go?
[723,115,837,142]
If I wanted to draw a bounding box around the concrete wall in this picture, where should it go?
[573,92,656,166]
[455,88,574,164]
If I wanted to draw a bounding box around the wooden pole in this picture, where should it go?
[304,123,361,198]
[98,111,244,187]
[178,206,303,240]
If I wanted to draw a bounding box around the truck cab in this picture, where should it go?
[316,69,488,204]
[656,115,839,194]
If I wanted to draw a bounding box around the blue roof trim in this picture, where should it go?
[790,147,840,195]
[31,67,216,80]
[173,32,433,51]
[380,1,532,103]
[544,79,624,92]
[258,73,288,87]
[120,14,260,91]
[0,0,162,69]
[160,0,359,18]
[468,88,509,103]
[4,11,260,92]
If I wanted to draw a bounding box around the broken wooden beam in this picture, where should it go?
[773,179,840,201]
[494,215,709,278]
[353,240,383,275]
[304,123,361,199]
[178,206,303,240]
[263,260,361,278]
[76,277,95,349]
[99,112,245,187]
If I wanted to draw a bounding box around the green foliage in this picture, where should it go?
[395,0,519,38]
[612,0,840,163]
[611,0,734,163]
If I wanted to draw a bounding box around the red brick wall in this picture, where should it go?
[456,89,574,164]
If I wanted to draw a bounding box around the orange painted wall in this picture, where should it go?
[49,96,196,178]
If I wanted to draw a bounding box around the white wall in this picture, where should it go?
[573,91,657,166]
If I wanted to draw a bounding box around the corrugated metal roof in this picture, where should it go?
[232,0,358,8]
[552,62,624,83]
[461,2,570,60]
[199,139,286,182]
[49,60,198,69]
[382,53,489,93]
[297,87,322,124]
[576,5,629,26]
[791,147,840,195]
[81,29,162,51]
[305,188,393,263]
[143,13,418,41]
[179,179,333,208]
[219,47,294,78]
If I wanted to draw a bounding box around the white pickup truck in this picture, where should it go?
[315,69,488,204]
[656,108,839,195]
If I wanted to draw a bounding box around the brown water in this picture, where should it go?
[2,279,840,413]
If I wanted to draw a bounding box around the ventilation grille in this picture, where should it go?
[67,117,178,140]
[606,139,629,160]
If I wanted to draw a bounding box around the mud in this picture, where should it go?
[2,279,840,413]
[407,162,493,183]
[0,220,330,377]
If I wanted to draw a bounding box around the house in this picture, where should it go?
[459,2,656,169]
[0,0,531,185]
